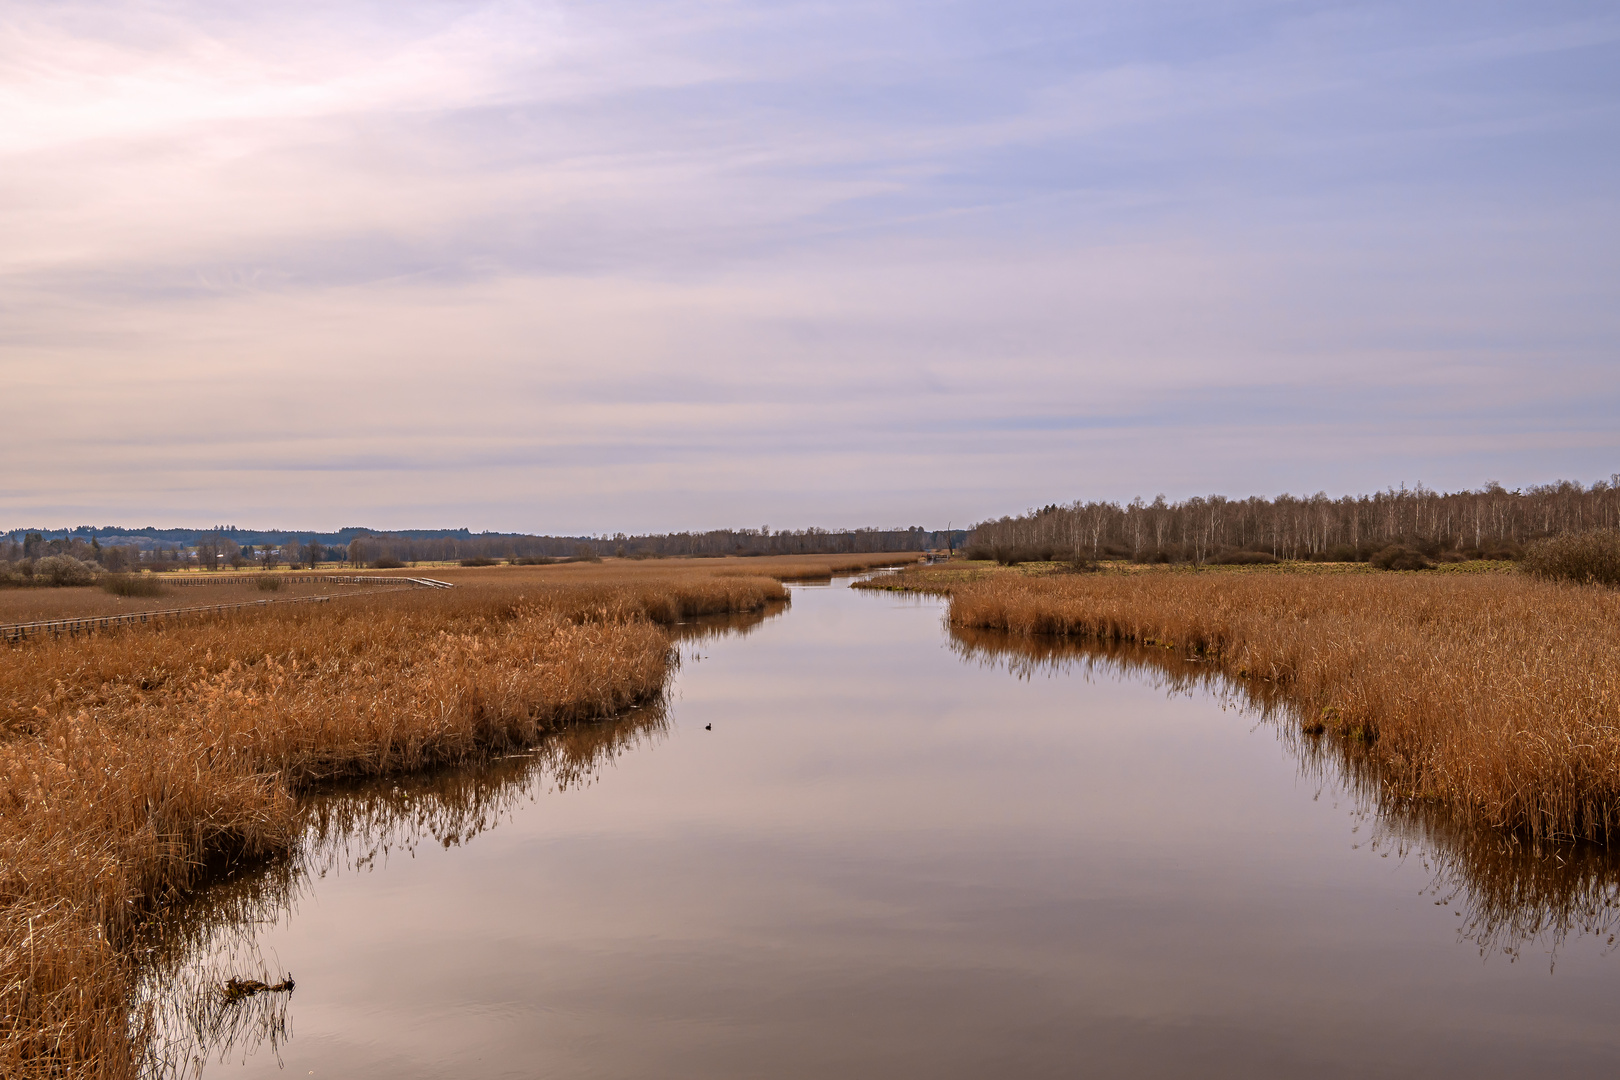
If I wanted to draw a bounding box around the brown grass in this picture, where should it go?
[0,572,783,1078]
[717,553,923,581]
[0,581,347,625]
[1522,528,1620,586]
[100,575,166,599]
[936,571,1620,842]
[404,553,912,587]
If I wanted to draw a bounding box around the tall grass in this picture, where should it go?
[942,572,1620,843]
[0,574,783,1078]
[102,574,167,598]
[720,554,921,581]
[1521,528,1620,586]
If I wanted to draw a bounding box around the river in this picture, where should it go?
[148,578,1620,1078]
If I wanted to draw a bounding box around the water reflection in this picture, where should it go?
[950,623,1620,964]
[134,860,301,1079]
[137,590,1620,1078]
[137,701,673,1077]
[670,599,789,647]
[139,602,788,1076]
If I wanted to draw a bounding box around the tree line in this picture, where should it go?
[2,525,966,579]
[966,477,1620,564]
[343,526,964,566]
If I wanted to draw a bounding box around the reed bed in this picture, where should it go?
[939,571,1620,843]
[720,554,922,581]
[1,574,783,1078]
[0,581,347,626]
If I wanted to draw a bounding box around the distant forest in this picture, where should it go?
[6,476,1618,572]
[967,477,1620,564]
[0,525,966,572]
[344,526,960,566]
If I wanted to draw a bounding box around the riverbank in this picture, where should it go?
[1,570,784,1078]
[861,561,1620,843]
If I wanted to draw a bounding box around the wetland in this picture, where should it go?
[148,578,1620,1078]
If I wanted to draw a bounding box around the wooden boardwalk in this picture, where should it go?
[156,574,454,588]
[2,594,333,644]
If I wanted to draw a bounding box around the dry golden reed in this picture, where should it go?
[718,553,921,582]
[1,574,782,1078]
[942,571,1620,843]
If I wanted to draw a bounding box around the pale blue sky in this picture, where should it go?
[2,1,1616,531]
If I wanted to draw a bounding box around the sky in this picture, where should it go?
[2,0,1617,534]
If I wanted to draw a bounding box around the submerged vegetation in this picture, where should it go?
[0,569,784,1078]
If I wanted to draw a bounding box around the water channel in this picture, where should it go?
[151,578,1620,1077]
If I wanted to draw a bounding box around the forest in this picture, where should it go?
[965,478,1620,563]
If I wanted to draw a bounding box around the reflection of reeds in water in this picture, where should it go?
[1288,729,1620,964]
[137,703,672,1077]
[668,600,788,646]
[950,624,1620,964]
[131,851,303,1079]
[302,699,672,870]
[946,572,1620,843]
[2,573,784,1078]
[130,606,785,1077]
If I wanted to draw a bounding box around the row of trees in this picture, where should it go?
[0,532,330,575]
[3,523,967,579]
[340,526,963,566]
[967,478,1620,563]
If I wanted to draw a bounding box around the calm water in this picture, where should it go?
[154,580,1620,1078]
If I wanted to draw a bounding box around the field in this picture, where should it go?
[0,563,790,1078]
[865,560,1620,842]
[0,579,356,625]
[0,554,915,629]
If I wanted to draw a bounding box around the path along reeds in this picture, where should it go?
[1,574,783,1078]
[932,570,1620,843]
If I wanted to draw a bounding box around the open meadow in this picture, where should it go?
[0,559,817,1078]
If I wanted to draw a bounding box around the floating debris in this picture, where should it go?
[222,975,295,1002]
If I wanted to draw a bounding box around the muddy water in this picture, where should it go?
[158,580,1620,1078]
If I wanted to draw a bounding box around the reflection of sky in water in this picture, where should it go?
[153,582,1620,1078]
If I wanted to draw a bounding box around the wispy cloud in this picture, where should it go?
[1,1,1616,530]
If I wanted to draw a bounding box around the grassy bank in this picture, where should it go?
[1,572,783,1078]
[868,562,1620,843]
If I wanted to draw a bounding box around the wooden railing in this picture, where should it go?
[149,574,453,587]
[2,595,333,644]
[153,574,328,586]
